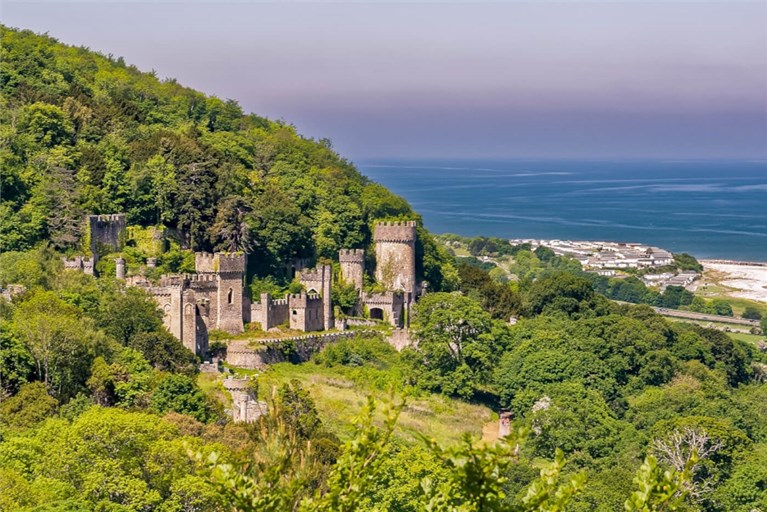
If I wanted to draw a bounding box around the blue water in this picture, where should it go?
[357,159,767,261]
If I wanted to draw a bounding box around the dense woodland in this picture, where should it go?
[1,27,767,512]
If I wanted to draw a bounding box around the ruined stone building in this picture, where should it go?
[64,217,419,356]
[336,221,418,327]
[223,378,266,423]
[63,214,126,275]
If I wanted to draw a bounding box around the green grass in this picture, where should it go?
[197,372,231,406]
[727,331,765,347]
[257,361,494,446]
[668,319,763,347]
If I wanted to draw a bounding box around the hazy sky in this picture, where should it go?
[4,1,766,160]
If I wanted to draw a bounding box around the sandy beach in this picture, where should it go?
[700,261,767,303]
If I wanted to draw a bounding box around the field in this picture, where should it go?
[261,362,495,445]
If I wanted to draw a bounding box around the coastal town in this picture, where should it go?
[509,238,699,291]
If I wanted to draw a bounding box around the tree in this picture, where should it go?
[673,253,703,272]
[741,306,762,320]
[408,292,498,398]
[650,427,723,501]
[11,291,101,400]
[710,299,733,317]
[210,195,254,253]
[95,286,164,346]
[0,321,34,398]
[129,330,198,375]
[0,381,57,429]
[150,374,213,422]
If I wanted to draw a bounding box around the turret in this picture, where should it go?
[115,257,126,280]
[373,221,417,298]
[339,249,365,292]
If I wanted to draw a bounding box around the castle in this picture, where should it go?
[62,214,127,275]
[63,216,420,358]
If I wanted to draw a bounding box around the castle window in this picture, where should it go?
[227,288,233,304]
[292,310,297,315]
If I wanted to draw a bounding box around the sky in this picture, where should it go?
[3,1,766,160]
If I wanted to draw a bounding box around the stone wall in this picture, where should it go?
[225,331,376,369]
[298,264,333,330]
[289,292,325,332]
[250,293,290,330]
[88,214,126,258]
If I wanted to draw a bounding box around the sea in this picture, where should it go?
[357,159,767,262]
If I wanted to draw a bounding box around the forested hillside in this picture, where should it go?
[0,26,455,287]
[1,26,767,512]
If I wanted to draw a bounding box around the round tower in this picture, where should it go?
[115,257,126,280]
[373,221,417,298]
[339,249,365,292]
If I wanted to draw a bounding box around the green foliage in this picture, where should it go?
[408,292,503,399]
[624,456,692,511]
[673,253,703,272]
[332,280,360,314]
[741,305,761,320]
[0,407,225,511]
[458,262,521,321]
[150,374,214,423]
[0,382,57,429]
[11,290,106,400]
[0,320,34,397]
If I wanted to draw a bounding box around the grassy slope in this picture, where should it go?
[202,361,495,446]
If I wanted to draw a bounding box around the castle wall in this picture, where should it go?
[363,291,405,328]
[88,214,126,257]
[250,293,289,330]
[194,252,246,334]
[225,331,375,369]
[298,265,333,330]
[288,293,325,332]
[223,378,266,423]
[374,221,417,298]
[339,249,365,292]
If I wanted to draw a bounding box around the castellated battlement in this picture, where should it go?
[363,290,404,305]
[218,253,246,273]
[288,292,323,308]
[298,267,329,282]
[374,221,417,242]
[195,252,246,273]
[223,377,253,392]
[339,249,365,262]
[89,214,126,223]
[195,252,217,273]
[158,274,187,287]
[62,256,95,275]
[187,273,217,283]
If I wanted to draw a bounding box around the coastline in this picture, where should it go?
[699,259,767,304]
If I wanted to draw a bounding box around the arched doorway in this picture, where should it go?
[369,307,384,320]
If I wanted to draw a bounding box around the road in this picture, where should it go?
[651,307,759,327]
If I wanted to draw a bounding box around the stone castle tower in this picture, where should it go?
[297,264,334,330]
[195,252,246,333]
[374,221,417,298]
[339,249,365,291]
[88,214,126,263]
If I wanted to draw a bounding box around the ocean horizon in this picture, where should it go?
[357,159,767,262]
